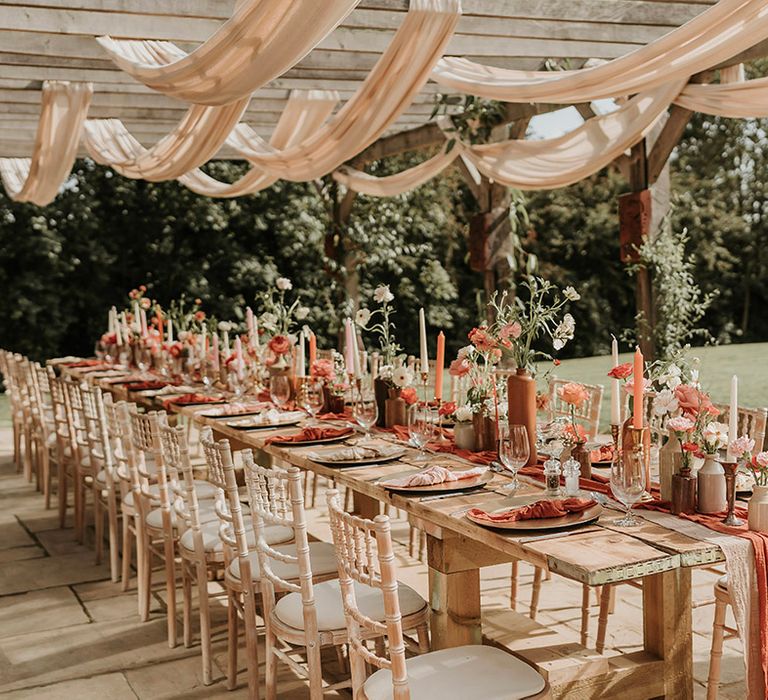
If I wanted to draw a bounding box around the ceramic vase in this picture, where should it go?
[472,413,498,452]
[658,432,682,502]
[696,454,727,514]
[571,441,592,481]
[454,422,476,451]
[384,388,406,428]
[373,377,389,428]
[507,368,537,466]
[748,485,768,532]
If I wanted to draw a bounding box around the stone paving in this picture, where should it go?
[0,427,747,699]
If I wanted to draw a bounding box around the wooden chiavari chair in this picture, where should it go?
[49,373,77,528]
[713,402,768,450]
[548,377,604,439]
[29,363,58,510]
[0,350,26,472]
[64,380,94,543]
[325,490,549,700]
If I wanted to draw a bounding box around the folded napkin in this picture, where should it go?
[266,427,353,445]
[65,360,107,369]
[203,402,269,417]
[48,356,83,365]
[152,384,197,396]
[467,497,596,524]
[306,444,403,463]
[162,393,223,409]
[590,444,614,462]
[126,380,169,391]
[381,464,487,488]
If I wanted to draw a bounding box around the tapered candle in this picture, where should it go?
[727,375,738,459]
[120,312,128,342]
[167,318,173,344]
[253,315,260,349]
[610,336,621,425]
[351,327,362,378]
[155,309,163,341]
[632,347,644,429]
[418,308,428,374]
[222,330,230,356]
[234,337,243,376]
[308,332,317,372]
[139,309,148,337]
[212,333,220,371]
[133,301,141,333]
[344,318,355,376]
[297,331,306,378]
[371,352,379,381]
[434,331,445,400]
[108,307,115,334]
[246,307,255,348]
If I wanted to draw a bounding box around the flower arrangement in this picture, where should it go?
[726,436,768,487]
[487,277,579,373]
[311,352,348,397]
[167,295,207,335]
[557,382,589,445]
[356,284,403,378]
[452,343,501,418]
[258,276,310,338]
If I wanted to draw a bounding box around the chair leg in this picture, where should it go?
[510,561,519,611]
[408,525,417,558]
[42,449,51,510]
[307,637,324,700]
[243,588,261,700]
[181,562,192,649]
[162,531,177,648]
[226,590,239,691]
[707,596,728,699]
[57,458,68,529]
[196,560,214,685]
[94,496,104,565]
[580,584,591,647]
[530,567,543,619]
[596,585,612,653]
[74,467,84,544]
[107,497,120,583]
[139,529,152,622]
[416,623,430,653]
[418,528,427,563]
[121,512,133,591]
[309,472,318,509]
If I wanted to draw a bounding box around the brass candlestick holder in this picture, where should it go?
[623,424,653,502]
[420,371,429,405]
[610,423,621,464]
[722,461,744,527]
[434,397,449,444]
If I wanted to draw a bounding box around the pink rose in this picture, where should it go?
[729,436,755,459]
[558,382,589,408]
[753,452,768,469]
[400,387,418,406]
[608,362,632,380]
[311,359,334,380]
[674,384,717,418]
[499,322,522,341]
[667,416,695,433]
[449,358,470,377]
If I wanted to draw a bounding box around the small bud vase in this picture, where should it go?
[570,441,592,481]
[454,422,476,451]
[748,484,768,532]
[384,388,406,428]
[658,432,682,502]
[696,454,726,514]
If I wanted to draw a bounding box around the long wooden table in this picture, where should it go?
[77,369,728,699]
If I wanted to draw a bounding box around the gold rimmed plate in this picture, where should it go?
[465,503,603,531]
[309,447,406,468]
[198,404,268,419]
[269,432,353,447]
[378,468,493,495]
[225,414,303,430]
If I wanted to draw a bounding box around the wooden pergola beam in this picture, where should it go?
[648,105,693,185]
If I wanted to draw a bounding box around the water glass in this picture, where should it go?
[498,423,529,493]
[300,378,325,424]
[408,404,437,462]
[269,374,292,410]
[610,451,646,527]
[353,384,378,442]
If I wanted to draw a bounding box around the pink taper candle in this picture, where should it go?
[434,331,445,400]
[344,318,355,376]
[308,332,317,373]
[633,347,644,429]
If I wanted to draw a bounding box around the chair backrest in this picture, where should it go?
[127,407,170,514]
[326,489,408,697]
[713,403,768,450]
[548,378,604,439]
[199,428,240,558]
[158,418,198,527]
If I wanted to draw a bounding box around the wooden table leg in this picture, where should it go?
[643,568,693,699]
[427,534,482,649]
[352,491,380,520]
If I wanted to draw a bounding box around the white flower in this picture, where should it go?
[563,286,580,302]
[457,344,476,360]
[178,330,189,341]
[391,366,413,388]
[652,389,679,417]
[454,404,473,423]
[666,375,682,390]
[295,306,310,320]
[260,312,278,328]
[552,313,575,350]
[702,421,729,450]
[276,277,292,291]
[355,308,371,327]
[218,321,232,332]
[373,284,394,304]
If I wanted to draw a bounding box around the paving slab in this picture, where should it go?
[0,550,110,595]
[0,545,45,563]
[0,586,89,638]
[35,527,92,556]
[0,519,35,550]
[0,672,136,699]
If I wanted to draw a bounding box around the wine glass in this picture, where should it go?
[200,356,218,394]
[137,346,152,377]
[353,383,378,443]
[300,378,324,425]
[498,423,530,494]
[610,450,646,527]
[270,374,292,411]
[408,404,437,463]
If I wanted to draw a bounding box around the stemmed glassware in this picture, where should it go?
[610,450,646,527]
[269,374,292,411]
[408,404,437,463]
[300,378,325,425]
[352,379,378,442]
[498,423,530,494]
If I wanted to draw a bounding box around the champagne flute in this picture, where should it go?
[300,378,324,425]
[408,404,437,463]
[610,450,646,527]
[353,381,378,443]
[270,374,291,411]
[498,423,530,493]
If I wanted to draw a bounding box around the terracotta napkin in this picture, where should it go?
[467,497,596,523]
[590,444,614,462]
[64,359,107,368]
[162,393,223,409]
[381,464,487,488]
[126,380,169,391]
[265,427,353,445]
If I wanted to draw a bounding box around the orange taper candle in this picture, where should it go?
[633,347,644,428]
[434,331,445,400]
[308,332,317,374]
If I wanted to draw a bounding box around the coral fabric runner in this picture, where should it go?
[467,497,596,523]
[389,424,497,465]
[264,427,353,445]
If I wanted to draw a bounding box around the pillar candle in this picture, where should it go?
[212,333,220,371]
[344,318,355,376]
[727,375,738,459]
[418,308,428,374]
[246,307,255,348]
[632,347,644,429]
[167,318,173,344]
[308,332,317,372]
[610,336,621,425]
[297,331,306,378]
[434,331,445,400]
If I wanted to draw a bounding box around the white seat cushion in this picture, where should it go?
[274,579,426,632]
[121,485,161,508]
[179,521,293,554]
[144,502,219,530]
[193,481,219,500]
[364,645,546,700]
[717,574,728,591]
[228,542,338,583]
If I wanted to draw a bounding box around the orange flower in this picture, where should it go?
[608,362,632,379]
[558,382,589,407]
[674,384,717,418]
[194,310,206,322]
[268,334,291,356]
[535,392,550,411]
[468,327,497,352]
[439,401,456,417]
[449,358,470,377]
[401,387,418,405]
[564,423,587,443]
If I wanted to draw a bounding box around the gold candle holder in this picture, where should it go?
[722,461,744,527]
[610,423,621,463]
[420,371,429,405]
[623,425,652,501]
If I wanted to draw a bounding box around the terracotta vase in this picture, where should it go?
[507,368,537,467]
[454,422,476,451]
[571,441,592,480]
[748,485,768,532]
[658,431,682,502]
[384,388,406,428]
[321,386,345,415]
[696,454,726,514]
[472,413,498,452]
[373,378,389,428]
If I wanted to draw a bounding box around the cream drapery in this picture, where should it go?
[0,82,92,206]
[82,98,250,181]
[676,76,768,117]
[178,90,339,197]
[430,0,768,102]
[223,0,461,181]
[96,0,360,105]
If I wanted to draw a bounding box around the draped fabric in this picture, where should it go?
[0,82,92,206]
[676,76,768,117]
[430,0,768,103]
[82,98,250,181]
[332,142,461,196]
[96,0,360,105]
[223,0,461,181]
[178,90,339,197]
